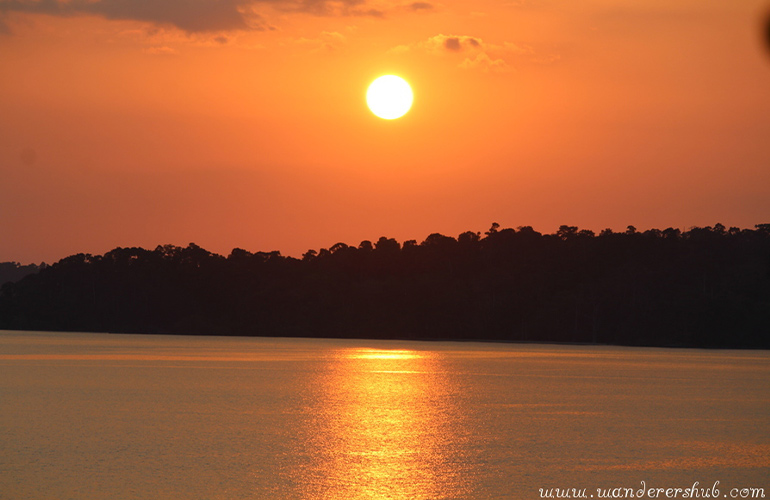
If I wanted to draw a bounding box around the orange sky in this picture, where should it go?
[1,0,769,264]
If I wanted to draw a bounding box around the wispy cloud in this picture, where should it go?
[275,0,386,18]
[393,33,558,73]
[295,30,347,52]
[459,52,508,72]
[143,45,179,56]
[408,2,433,11]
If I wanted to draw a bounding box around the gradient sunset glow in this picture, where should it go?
[1,0,769,264]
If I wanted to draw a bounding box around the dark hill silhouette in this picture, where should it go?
[0,262,41,287]
[1,224,769,348]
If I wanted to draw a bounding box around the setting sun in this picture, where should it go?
[366,75,413,120]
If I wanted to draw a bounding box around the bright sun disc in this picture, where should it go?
[366,75,413,120]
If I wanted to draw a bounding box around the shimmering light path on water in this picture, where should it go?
[1,331,768,499]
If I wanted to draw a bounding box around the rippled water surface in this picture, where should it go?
[1,331,768,499]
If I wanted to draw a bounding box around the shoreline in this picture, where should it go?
[3,328,767,352]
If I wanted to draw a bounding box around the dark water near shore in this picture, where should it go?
[1,330,768,499]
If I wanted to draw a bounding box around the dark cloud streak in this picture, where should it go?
[0,0,257,32]
[409,2,432,10]
[0,0,390,33]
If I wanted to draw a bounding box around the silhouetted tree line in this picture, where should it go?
[1,223,769,348]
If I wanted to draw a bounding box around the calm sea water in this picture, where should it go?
[0,330,768,499]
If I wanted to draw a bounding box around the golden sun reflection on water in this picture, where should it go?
[299,348,470,500]
[345,349,423,361]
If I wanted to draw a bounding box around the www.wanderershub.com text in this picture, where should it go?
[539,481,765,499]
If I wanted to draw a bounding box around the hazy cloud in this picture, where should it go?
[295,30,347,51]
[423,34,482,54]
[459,52,509,73]
[409,2,432,10]
[395,33,557,73]
[442,35,482,52]
[444,37,461,51]
[0,0,394,33]
[355,8,385,17]
[0,0,259,32]
[277,0,383,17]
[143,46,179,55]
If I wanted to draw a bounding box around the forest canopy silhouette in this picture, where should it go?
[1,223,769,348]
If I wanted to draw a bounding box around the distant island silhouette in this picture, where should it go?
[0,261,41,288]
[1,223,769,348]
